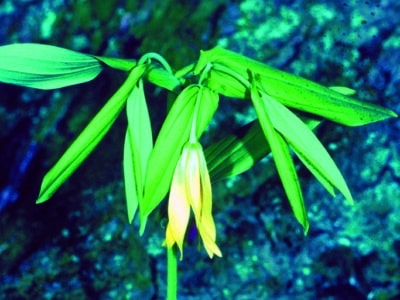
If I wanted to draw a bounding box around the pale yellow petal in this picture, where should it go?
[198,225,222,258]
[199,148,217,240]
[194,143,221,258]
[185,145,202,220]
[165,223,174,248]
[167,152,191,259]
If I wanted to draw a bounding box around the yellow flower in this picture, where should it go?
[165,141,222,259]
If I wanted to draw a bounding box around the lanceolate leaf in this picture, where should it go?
[206,117,321,181]
[264,91,354,204]
[123,131,139,224]
[141,85,218,233]
[37,64,147,204]
[0,43,102,89]
[124,80,153,223]
[206,121,267,180]
[250,80,309,233]
[141,85,198,231]
[194,46,397,126]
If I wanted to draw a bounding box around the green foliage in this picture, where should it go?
[0,43,397,297]
[36,63,147,203]
[0,43,102,89]
[140,84,219,232]
[124,79,153,223]
[194,46,396,126]
[250,78,309,232]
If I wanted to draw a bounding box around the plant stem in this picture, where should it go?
[167,246,178,300]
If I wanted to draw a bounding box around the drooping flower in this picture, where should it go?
[165,141,222,259]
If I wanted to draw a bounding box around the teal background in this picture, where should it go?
[0,0,399,299]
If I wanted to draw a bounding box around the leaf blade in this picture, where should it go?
[265,92,354,204]
[195,46,397,126]
[37,64,146,203]
[141,85,199,228]
[206,116,321,181]
[123,130,139,224]
[0,43,102,89]
[124,80,153,223]
[250,79,309,233]
[141,85,218,232]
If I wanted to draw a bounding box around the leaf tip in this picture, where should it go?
[139,216,148,236]
[389,109,398,119]
[303,224,310,236]
[36,194,49,204]
[346,194,355,206]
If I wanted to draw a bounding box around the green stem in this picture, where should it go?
[167,246,178,300]
[139,52,173,74]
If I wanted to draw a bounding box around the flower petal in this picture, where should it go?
[185,144,202,220]
[197,144,222,258]
[167,150,191,259]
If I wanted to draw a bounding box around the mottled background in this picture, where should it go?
[0,0,399,299]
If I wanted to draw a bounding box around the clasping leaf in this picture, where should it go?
[124,79,153,223]
[265,91,354,204]
[250,76,309,232]
[195,46,397,126]
[206,117,321,181]
[0,43,102,89]
[37,64,147,203]
[140,85,218,233]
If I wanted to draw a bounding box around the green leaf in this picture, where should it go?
[145,65,182,92]
[329,86,356,96]
[141,85,198,231]
[0,43,102,89]
[124,79,153,223]
[37,64,147,204]
[250,79,309,233]
[195,86,219,138]
[174,63,195,82]
[123,131,139,222]
[206,117,321,181]
[95,56,137,71]
[206,121,267,180]
[202,64,248,98]
[140,85,218,233]
[194,46,397,126]
[264,91,354,204]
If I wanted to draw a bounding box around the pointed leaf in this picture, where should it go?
[206,117,321,181]
[206,121,267,180]
[0,43,102,89]
[250,80,309,232]
[141,85,198,229]
[141,85,218,232]
[37,64,147,203]
[124,80,153,223]
[123,130,139,223]
[194,46,397,126]
[264,91,354,204]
